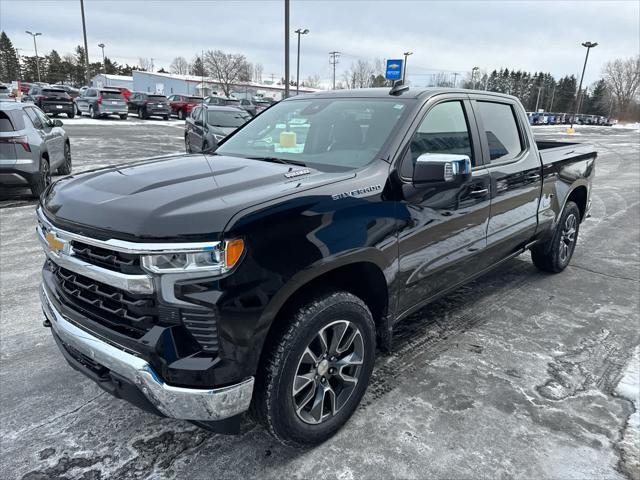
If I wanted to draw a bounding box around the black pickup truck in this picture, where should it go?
[37,87,595,446]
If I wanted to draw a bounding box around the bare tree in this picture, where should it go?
[170,56,190,75]
[603,56,640,119]
[253,63,264,83]
[204,50,248,97]
[303,74,321,88]
[138,57,152,72]
[343,60,376,89]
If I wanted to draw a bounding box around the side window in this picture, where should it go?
[475,102,524,163]
[25,107,44,129]
[33,108,52,128]
[192,107,202,121]
[401,101,474,178]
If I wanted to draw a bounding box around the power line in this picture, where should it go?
[329,51,340,89]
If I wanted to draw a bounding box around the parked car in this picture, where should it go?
[55,85,81,114]
[236,98,259,116]
[0,102,71,197]
[78,86,89,97]
[23,86,75,118]
[37,87,595,446]
[184,104,251,153]
[168,94,203,120]
[254,98,272,114]
[127,92,170,120]
[18,82,33,94]
[0,84,11,100]
[204,95,241,108]
[111,86,132,101]
[76,88,128,119]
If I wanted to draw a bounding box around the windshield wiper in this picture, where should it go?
[247,156,307,167]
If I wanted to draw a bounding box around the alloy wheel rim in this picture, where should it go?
[64,145,71,170]
[42,161,51,188]
[292,320,364,425]
[559,213,577,263]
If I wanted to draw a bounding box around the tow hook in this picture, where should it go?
[43,318,51,328]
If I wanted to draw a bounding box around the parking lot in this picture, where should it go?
[1,121,638,479]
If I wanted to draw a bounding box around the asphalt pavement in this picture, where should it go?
[0,121,638,480]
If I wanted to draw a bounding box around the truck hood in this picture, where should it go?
[42,154,352,241]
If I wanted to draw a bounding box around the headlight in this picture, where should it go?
[141,239,244,274]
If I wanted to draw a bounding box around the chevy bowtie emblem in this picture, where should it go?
[388,63,400,69]
[45,231,65,253]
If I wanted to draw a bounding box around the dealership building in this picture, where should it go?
[128,71,320,100]
[91,73,134,90]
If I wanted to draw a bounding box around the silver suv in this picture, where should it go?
[76,88,128,119]
[0,101,71,197]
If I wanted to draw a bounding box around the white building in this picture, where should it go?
[91,74,134,90]
[131,71,321,100]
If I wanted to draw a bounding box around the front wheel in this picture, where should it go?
[163,115,169,121]
[57,142,72,175]
[67,111,75,119]
[30,157,51,198]
[119,114,128,120]
[178,109,185,120]
[251,292,375,447]
[531,201,581,273]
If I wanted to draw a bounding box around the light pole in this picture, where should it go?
[402,51,413,84]
[294,28,309,95]
[570,41,598,130]
[471,66,479,90]
[80,0,91,85]
[25,31,42,82]
[284,0,290,98]
[98,43,106,76]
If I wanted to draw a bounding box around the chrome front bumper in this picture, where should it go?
[40,285,254,421]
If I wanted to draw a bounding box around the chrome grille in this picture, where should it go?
[71,240,141,274]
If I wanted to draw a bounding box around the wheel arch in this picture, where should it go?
[565,184,588,221]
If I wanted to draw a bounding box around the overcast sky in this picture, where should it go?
[2,0,638,87]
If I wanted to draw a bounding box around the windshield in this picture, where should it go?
[225,99,240,105]
[206,110,250,127]
[216,98,410,171]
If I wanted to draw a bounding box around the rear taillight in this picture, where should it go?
[97,96,102,104]
[0,136,31,152]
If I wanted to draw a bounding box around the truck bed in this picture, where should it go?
[536,140,596,166]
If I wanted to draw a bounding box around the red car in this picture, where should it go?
[168,95,204,120]
[111,86,132,101]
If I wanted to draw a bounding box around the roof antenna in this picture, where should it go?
[389,79,409,96]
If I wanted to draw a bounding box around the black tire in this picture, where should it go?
[57,142,72,175]
[67,111,75,119]
[185,136,192,154]
[119,114,128,120]
[89,106,97,119]
[531,201,581,273]
[251,291,376,447]
[163,115,169,121]
[138,107,146,120]
[30,157,51,198]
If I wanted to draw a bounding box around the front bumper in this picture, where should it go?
[40,285,254,421]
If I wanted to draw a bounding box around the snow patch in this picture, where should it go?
[61,117,185,128]
[615,346,640,480]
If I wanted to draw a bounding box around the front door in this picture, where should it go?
[396,97,491,317]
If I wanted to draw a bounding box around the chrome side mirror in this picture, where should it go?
[413,153,472,186]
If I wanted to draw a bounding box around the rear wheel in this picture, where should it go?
[531,201,581,273]
[119,114,128,120]
[163,115,169,121]
[251,292,375,447]
[89,106,97,119]
[138,107,145,119]
[57,142,72,175]
[67,111,75,119]
[185,136,192,153]
[30,157,51,198]
[178,109,185,120]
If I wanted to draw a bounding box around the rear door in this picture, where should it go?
[32,107,64,165]
[470,95,542,262]
[396,95,492,316]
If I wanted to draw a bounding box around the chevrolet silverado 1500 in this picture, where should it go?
[37,87,595,446]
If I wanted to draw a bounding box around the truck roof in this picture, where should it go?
[294,87,519,102]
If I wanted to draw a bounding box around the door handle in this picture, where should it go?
[469,187,489,197]
[526,173,541,180]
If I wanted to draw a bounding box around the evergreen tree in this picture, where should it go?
[0,31,21,81]
[585,79,609,116]
[45,50,64,84]
[191,55,206,77]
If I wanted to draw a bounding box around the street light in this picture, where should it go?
[570,41,598,131]
[402,51,413,84]
[294,28,309,95]
[471,66,479,90]
[98,43,106,76]
[25,31,42,82]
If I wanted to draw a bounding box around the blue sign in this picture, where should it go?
[385,59,403,80]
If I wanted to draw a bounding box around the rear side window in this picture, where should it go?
[0,111,15,131]
[476,102,523,163]
[24,107,44,129]
[101,91,122,99]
